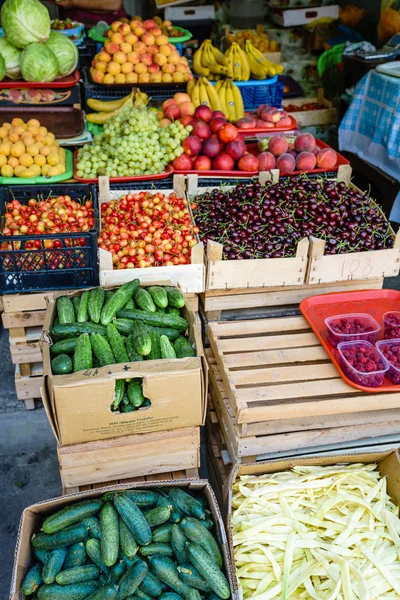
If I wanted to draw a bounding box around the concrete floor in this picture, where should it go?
[2,276,400,598]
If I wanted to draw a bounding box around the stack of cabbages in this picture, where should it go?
[0,0,78,82]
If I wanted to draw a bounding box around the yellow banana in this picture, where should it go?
[204,40,216,66]
[237,44,251,81]
[245,40,267,79]
[218,81,229,117]
[209,63,228,75]
[193,44,210,77]
[224,46,234,78]
[191,79,201,108]
[209,43,230,66]
[246,41,278,76]
[133,90,148,107]
[87,95,130,113]
[88,94,135,122]
[203,77,223,112]
[214,79,223,93]
[187,78,196,96]
[230,81,244,120]
[199,78,211,108]
[232,43,242,81]
[225,81,237,123]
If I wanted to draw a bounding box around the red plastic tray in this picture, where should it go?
[0,70,80,89]
[236,115,297,137]
[73,150,173,183]
[300,289,400,393]
[173,138,350,177]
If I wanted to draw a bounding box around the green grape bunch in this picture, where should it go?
[76,105,191,179]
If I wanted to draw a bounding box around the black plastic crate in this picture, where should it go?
[0,183,99,294]
[78,38,97,69]
[110,176,175,192]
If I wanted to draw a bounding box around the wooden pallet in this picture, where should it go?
[62,468,200,495]
[207,316,400,462]
[206,399,232,508]
[14,363,43,410]
[58,426,201,492]
[201,278,384,321]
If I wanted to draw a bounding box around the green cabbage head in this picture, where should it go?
[0,55,6,82]
[0,38,21,79]
[20,43,58,82]
[1,0,50,49]
[45,32,78,78]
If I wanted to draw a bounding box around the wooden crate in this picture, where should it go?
[201,277,384,321]
[207,316,400,462]
[206,398,232,507]
[58,426,200,492]
[98,175,205,293]
[62,468,200,496]
[14,363,43,410]
[282,89,337,127]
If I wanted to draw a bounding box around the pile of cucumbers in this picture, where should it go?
[22,486,231,600]
[111,379,151,414]
[50,280,196,379]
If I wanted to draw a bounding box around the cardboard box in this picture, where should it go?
[10,479,234,600]
[270,5,339,27]
[224,449,400,593]
[41,286,207,446]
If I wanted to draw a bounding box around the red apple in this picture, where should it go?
[191,120,211,140]
[193,155,212,170]
[202,137,221,158]
[225,140,246,162]
[194,105,213,123]
[172,154,193,171]
[209,117,226,134]
[213,153,235,171]
[182,135,202,157]
[238,153,259,172]
[218,123,238,144]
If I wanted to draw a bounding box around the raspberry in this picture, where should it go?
[327,314,379,347]
[384,312,400,340]
[339,341,387,387]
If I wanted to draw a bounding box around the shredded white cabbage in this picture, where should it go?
[231,463,400,600]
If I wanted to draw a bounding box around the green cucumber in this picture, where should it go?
[135,288,156,313]
[113,379,126,410]
[156,492,182,524]
[101,503,119,567]
[125,335,144,362]
[117,559,148,600]
[56,565,100,585]
[77,291,90,323]
[110,560,127,583]
[81,517,101,540]
[107,323,129,364]
[140,544,173,557]
[139,571,164,597]
[113,319,135,336]
[135,589,152,600]
[124,298,136,310]
[151,327,181,341]
[187,543,230,599]
[156,306,165,313]
[123,490,158,507]
[101,280,140,326]
[33,524,88,550]
[91,334,115,367]
[174,337,196,358]
[42,548,68,584]
[166,307,180,317]
[144,506,171,528]
[142,398,151,408]
[34,549,51,564]
[105,291,114,301]
[160,336,176,359]
[73,333,93,372]
[86,584,119,600]
[152,523,172,543]
[57,297,76,324]
[147,329,161,361]
[159,594,183,600]
[131,322,152,356]
[121,403,135,413]
[72,296,81,317]
[88,288,106,324]
[127,380,145,409]
[52,323,107,337]
[180,517,222,568]
[170,525,189,565]
[86,539,109,576]
[114,495,152,546]
[177,563,211,592]
[22,563,43,595]
[167,489,206,521]
[37,582,99,600]
[117,309,188,331]
[52,354,73,375]
[65,542,86,568]
[186,589,202,600]
[147,286,168,309]
[148,555,190,598]
[164,287,185,308]
[51,338,78,356]
[43,500,102,534]
[120,518,138,560]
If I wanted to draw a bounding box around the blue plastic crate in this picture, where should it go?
[235,77,283,112]
[0,184,99,294]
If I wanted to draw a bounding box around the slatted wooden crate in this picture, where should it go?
[58,426,201,493]
[206,397,232,508]
[207,316,400,462]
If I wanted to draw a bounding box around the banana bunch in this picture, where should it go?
[244,40,284,79]
[86,90,149,124]
[224,42,250,82]
[215,79,244,123]
[193,40,230,79]
[187,77,224,112]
